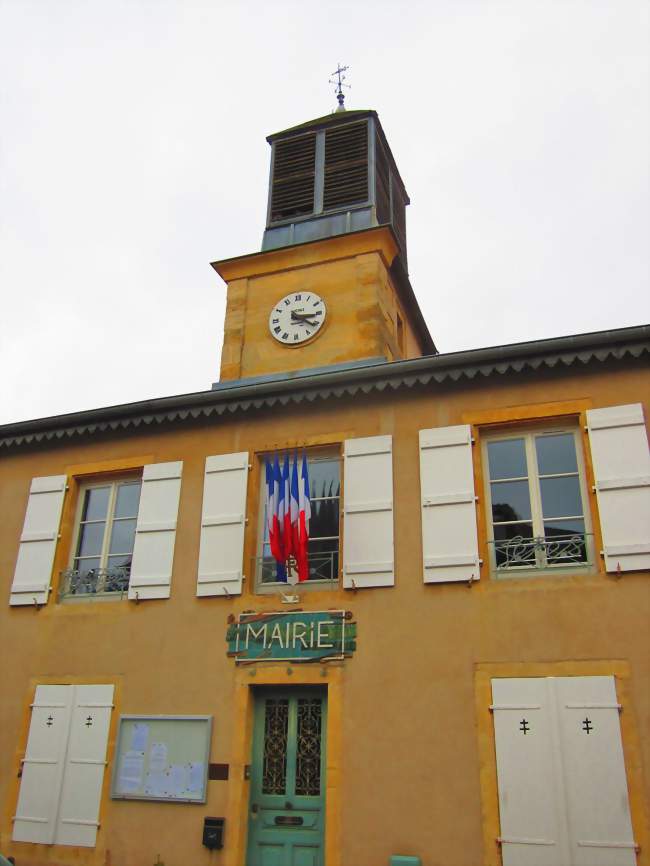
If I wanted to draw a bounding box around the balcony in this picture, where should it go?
[59,566,130,600]
[489,533,592,575]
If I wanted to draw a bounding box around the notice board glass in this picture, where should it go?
[111,715,212,803]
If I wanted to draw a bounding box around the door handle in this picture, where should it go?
[285,801,293,810]
[251,802,258,814]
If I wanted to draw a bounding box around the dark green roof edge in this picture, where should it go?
[1,325,648,450]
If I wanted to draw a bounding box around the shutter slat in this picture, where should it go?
[343,435,394,588]
[419,426,479,584]
[197,452,249,597]
[128,462,183,600]
[586,403,650,572]
[10,475,67,606]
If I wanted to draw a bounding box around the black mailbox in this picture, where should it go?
[203,816,225,850]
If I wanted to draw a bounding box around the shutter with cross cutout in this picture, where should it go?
[10,475,67,606]
[343,435,394,588]
[586,403,650,572]
[13,685,73,844]
[491,676,637,866]
[55,684,114,847]
[128,461,183,600]
[197,452,249,597]
[419,425,480,583]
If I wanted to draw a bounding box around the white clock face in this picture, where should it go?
[269,292,327,345]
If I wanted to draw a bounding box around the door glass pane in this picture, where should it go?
[262,699,289,795]
[490,480,532,522]
[487,439,527,479]
[114,482,141,518]
[535,433,578,475]
[539,476,583,518]
[81,487,110,521]
[77,522,106,557]
[295,698,322,796]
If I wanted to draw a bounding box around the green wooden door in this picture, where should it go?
[246,688,327,866]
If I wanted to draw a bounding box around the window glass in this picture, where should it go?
[490,480,532,522]
[535,433,578,475]
[114,482,141,518]
[81,486,110,521]
[487,438,527,479]
[539,476,583,518]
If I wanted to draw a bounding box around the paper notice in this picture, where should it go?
[149,741,168,773]
[118,750,144,793]
[169,764,188,797]
[188,761,204,795]
[144,770,168,798]
[130,722,149,753]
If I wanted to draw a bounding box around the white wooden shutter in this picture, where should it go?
[129,461,183,600]
[197,452,249,597]
[55,684,114,847]
[491,678,569,866]
[419,425,480,583]
[10,475,67,606]
[13,685,73,844]
[586,403,650,572]
[556,676,636,866]
[492,677,637,866]
[343,435,394,588]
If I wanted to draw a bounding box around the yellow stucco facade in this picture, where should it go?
[1,353,649,866]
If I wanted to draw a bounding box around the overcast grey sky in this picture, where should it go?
[1,0,648,425]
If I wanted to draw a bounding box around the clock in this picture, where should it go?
[268,292,327,345]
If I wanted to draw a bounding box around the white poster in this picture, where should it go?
[118,750,145,793]
[149,741,168,773]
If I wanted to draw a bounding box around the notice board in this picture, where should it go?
[111,715,212,803]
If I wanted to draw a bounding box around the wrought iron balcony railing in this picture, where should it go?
[489,533,591,572]
[255,551,339,586]
[59,567,131,599]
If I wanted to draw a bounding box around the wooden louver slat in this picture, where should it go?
[323,122,368,211]
[270,133,316,221]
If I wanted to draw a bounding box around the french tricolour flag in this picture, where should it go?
[265,452,310,583]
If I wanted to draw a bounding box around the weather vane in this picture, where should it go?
[329,64,350,112]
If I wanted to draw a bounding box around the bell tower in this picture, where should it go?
[211,106,435,384]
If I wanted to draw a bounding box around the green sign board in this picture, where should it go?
[226,610,356,663]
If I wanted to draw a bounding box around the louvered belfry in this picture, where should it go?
[262,110,409,268]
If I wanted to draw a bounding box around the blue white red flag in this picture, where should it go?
[297,453,311,581]
[265,453,310,583]
[265,455,286,582]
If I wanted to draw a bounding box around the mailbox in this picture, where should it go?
[203,816,225,850]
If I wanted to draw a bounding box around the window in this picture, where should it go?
[61,476,142,598]
[257,451,341,589]
[483,427,591,574]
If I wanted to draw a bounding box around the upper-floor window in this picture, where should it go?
[61,476,142,599]
[483,428,592,574]
[257,450,340,590]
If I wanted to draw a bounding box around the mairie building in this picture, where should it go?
[1,104,649,866]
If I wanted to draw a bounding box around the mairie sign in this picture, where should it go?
[226,610,356,663]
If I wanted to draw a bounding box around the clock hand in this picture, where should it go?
[291,313,318,325]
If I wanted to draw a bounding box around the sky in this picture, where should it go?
[0,0,648,425]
